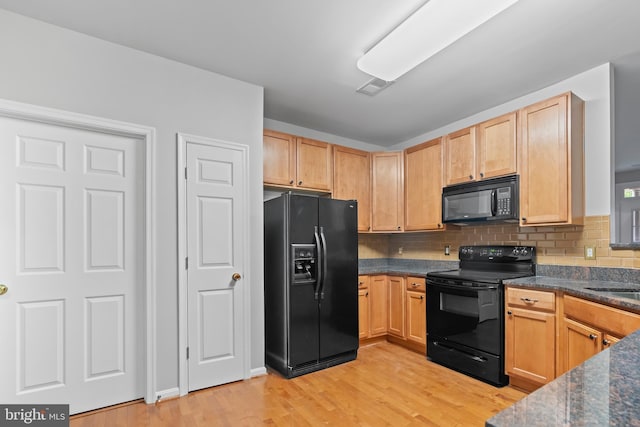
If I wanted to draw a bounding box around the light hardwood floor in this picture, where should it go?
[71,342,526,426]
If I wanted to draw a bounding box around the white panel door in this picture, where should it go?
[186,140,246,391]
[0,116,144,414]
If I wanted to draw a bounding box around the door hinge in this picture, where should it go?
[186,347,189,360]
[185,257,188,269]
[185,167,188,180]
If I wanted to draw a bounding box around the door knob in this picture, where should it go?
[232,273,242,281]
[0,284,7,296]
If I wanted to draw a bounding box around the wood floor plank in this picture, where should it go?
[70,341,526,426]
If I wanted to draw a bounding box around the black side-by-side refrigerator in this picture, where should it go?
[264,193,359,378]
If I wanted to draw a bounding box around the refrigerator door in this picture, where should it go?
[287,195,320,367]
[318,198,359,359]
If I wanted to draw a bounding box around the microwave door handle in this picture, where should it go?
[490,190,497,216]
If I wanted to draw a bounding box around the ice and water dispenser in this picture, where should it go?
[291,244,316,283]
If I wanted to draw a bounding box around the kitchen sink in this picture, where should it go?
[584,287,640,300]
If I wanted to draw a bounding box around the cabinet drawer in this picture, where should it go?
[406,276,426,293]
[507,287,555,311]
[564,295,640,337]
[358,275,370,289]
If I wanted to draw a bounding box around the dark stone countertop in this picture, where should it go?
[502,275,640,312]
[358,258,458,277]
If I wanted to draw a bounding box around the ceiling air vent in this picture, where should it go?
[356,78,394,96]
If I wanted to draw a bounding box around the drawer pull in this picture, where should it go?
[412,283,419,287]
[520,297,539,304]
[507,310,512,315]
[603,339,611,346]
[589,334,597,340]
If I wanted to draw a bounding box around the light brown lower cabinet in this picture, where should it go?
[359,274,426,353]
[505,287,557,392]
[388,276,406,338]
[559,294,640,375]
[406,277,426,350]
[368,275,388,337]
[506,286,640,392]
[358,283,370,340]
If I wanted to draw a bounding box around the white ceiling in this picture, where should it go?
[1,0,639,146]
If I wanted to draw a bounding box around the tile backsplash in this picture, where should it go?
[359,216,640,269]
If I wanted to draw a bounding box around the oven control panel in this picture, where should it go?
[459,245,535,262]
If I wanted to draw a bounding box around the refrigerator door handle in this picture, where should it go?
[314,226,322,300]
[319,226,328,300]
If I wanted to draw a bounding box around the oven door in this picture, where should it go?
[426,279,503,356]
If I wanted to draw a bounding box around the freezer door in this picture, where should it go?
[318,198,359,359]
[287,195,320,367]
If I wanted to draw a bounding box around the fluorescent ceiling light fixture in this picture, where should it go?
[357,0,519,81]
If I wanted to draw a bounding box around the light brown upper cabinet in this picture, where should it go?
[263,129,296,187]
[333,145,371,232]
[263,129,333,192]
[371,152,404,232]
[444,126,477,186]
[518,92,584,226]
[444,113,517,186]
[404,138,445,231]
[476,112,517,180]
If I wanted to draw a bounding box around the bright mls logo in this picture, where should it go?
[0,405,68,427]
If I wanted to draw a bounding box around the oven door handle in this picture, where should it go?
[426,281,498,292]
[432,341,488,363]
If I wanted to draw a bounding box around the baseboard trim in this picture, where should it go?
[155,387,180,403]
[251,367,268,377]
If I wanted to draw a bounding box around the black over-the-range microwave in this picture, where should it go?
[442,175,519,224]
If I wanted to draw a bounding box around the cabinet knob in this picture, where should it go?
[521,217,527,222]
[289,180,294,185]
[589,334,597,340]
[603,339,611,346]
[397,226,401,230]
[480,172,484,178]
[507,310,512,315]
[437,223,442,228]
[469,175,474,180]
[365,292,369,297]
[298,180,302,185]
[420,295,424,300]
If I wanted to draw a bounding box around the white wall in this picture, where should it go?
[392,64,612,216]
[264,118,384,152]
[0,10,265,392]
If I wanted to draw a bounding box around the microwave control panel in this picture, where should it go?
[496,187,511,215]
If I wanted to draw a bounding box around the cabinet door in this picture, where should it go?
[505,306,556,386]
[358,288,370,339]
[562,318,601,372]
[404,138,444,231]
[369,276,388,336]
[406,290,426,346]
[371,152,404,231]
[296,137,332,191]
[477,112,517,180]
[387,276,405,338]
[602,334,621,349]
[444,126,476,185]
[519,93,584,226]
[263,129,296,186]
[334,146,371,232]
